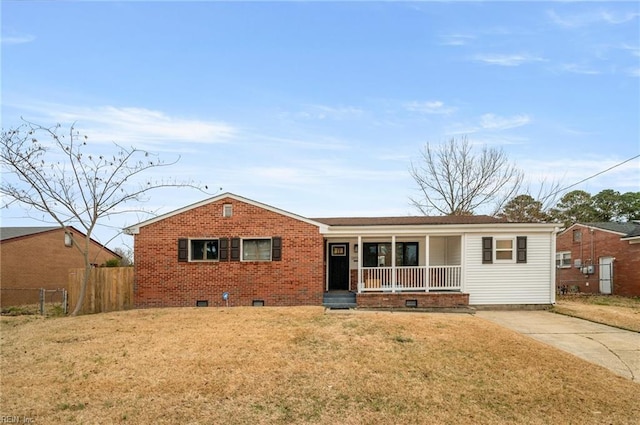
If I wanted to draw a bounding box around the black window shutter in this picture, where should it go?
[230,238,240,261]
[272,237,282,261]
[517,236,527,263]
[482,237,493,264]
[219,238,229,261]
[178,238,188,262]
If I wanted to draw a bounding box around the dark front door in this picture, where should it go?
[328,243,350,291]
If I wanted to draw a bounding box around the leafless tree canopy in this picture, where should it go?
[410,137,523,216]
[1,121,210,315]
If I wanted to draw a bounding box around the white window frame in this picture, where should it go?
[494,237,516,263]
[189,238,220,262]
[223,203,233,217]
[241,238,272,262]
[556,251,571,268]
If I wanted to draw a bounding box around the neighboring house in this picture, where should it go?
[556,222,640,296]
[0,227,121,307]
[125,193,559,309]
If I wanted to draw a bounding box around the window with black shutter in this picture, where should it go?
[516,236,527,263]
[219,238,229,261]
[482,237,493,264]
[272,237,282,261]
[178,238,188,262]
[230,238,241,261]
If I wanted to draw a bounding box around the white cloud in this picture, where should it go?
[1,34,36,45]
[287,104,364,121]
[444,113,532,137]
[519,156,640,194]
[473,53,545,67]
[622,44,640,57]
[626,68,640,78]
[250,134,350,151]
[404,101,456,115]
[479,113,531,131]
[560,63,602,75]
[548,9,640,28]
[7,102,236,148]
[439,34,475,46]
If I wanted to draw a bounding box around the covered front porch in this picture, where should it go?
[326,234,465,294]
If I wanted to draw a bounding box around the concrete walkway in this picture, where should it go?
[476,310,640,382]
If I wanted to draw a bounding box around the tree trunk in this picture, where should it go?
[69,235,92,316]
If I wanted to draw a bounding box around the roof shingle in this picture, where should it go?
[0,227,60,241]
[311,215,508,226]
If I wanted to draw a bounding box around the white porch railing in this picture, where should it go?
[361,266,461,292]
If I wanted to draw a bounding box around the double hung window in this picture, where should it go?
[363,242,418,267]
[190,239,219,261]
[242,239,272,261]
[556,251,571,268]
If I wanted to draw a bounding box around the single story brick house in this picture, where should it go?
[125,193,559,309]
[0,226,121,307]
[556,222,640,296]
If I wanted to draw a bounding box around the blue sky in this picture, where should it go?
[2,1,639,249]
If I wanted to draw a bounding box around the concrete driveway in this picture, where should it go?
[476,310,640,382]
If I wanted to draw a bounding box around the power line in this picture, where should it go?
[549,153,640,199]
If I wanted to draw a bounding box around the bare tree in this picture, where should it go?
[410,137,523,216]
[113,246,134,266]
[1,121,211,315]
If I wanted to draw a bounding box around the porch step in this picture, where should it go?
[323,292,357,309]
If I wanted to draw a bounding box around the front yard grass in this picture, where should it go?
[553,294,640,332]
[1,307,638,424]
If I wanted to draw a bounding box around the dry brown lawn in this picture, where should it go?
[553,295,640,332]
[1,307,638,424]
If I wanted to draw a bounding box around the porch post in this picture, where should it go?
[391,235,396,293]
[357,235,362,293]
[425,235,430,292]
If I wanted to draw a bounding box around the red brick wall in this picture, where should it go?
[133,197,325,308]
[0,228,118,306]
[357,293,469,308]
[556,225,640,296]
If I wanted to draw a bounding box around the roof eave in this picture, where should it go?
[321,222,559,236]
[123,192,326,234]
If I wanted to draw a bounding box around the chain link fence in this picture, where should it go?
[1,288,68,316]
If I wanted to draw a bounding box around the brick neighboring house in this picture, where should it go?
[125,193,559,309]
[0,227,121,307]
[555,222,640,296]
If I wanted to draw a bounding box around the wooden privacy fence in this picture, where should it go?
[68,267,134,315]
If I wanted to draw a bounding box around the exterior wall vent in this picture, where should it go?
[405,299,418,308]
[252,300,265,307]
[196,300,209,307]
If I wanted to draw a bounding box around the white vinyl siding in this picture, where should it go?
[465,234,553,305]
